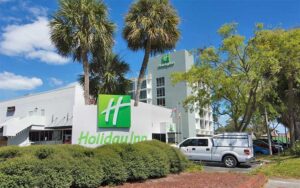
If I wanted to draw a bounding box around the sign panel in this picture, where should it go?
[98,95,131,128]
[158,54,175,68]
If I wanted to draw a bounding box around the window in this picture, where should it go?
[180,139,192,147]
[140,90,147,99]
[156,88,165,97]
[152,133,166,142]
[157,98,165,106]
[197,139,208,146]
[29,131,54,142]
[140,100,147,103]
[180,139,208,147]
[156,77,165,87]
[29,132,39,141]
[141,80,147,89]
[6,106,15,116]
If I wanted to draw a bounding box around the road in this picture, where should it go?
[201,161,262,173]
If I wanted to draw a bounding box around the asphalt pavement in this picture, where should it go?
[201,161,262,173]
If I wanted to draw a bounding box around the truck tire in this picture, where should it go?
[223,155,237,168]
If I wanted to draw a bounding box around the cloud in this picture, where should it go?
[49,77,63,86]
[0,17,69,65]
[0,72,43,90]
[27,6,48,17]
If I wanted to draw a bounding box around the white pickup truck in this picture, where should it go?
[178,133,254,168]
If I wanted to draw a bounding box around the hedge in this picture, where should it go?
[0,140,187,188]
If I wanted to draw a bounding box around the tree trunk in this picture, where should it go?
[288,77,295,146]
[82,51,90,105]
[134,40,151,106]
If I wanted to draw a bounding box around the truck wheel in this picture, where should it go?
[223,155,237,168]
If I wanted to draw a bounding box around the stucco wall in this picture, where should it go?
[72,100,173,147]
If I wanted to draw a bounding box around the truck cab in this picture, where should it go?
[178,133,254,168]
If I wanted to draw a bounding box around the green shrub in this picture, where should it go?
[135,142,170,178]
[66,145,95,158]
[35,159,73,188]
[95,147,128,185]
[142,140,188,173]
[0,147,21,159]
[119,144,149,181]
[0,141,188,186]
[70,159,103,188]
[0,158,38,187]
[35,147,54,159]
[0,173,18,188]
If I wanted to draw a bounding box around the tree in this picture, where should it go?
[123,0,180,106]
[50,0,114,104]
[172,23,280,132]
[78,53,130,101]
[258,28,300,146]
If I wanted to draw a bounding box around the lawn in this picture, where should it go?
[253,155,300,178]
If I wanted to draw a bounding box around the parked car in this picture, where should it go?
[253,144,270,155]
[257,139,284,152]
[253,140,283,154]
[178,132,254,168]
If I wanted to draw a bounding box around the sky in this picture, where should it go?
[0,0,299,103]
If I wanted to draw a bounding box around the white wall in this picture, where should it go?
[148,50,196,140]
[0,84,84,128]
[72,100,173,147]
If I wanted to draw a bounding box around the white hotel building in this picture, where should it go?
[129,50,214,140]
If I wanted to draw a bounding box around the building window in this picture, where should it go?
[157,98,165,106]
[140,100,147,103]
[140,90,147,99]
[152,133,166,142]
[6,106,15,116]
[141,80,147,89]
[29,132,39,141]
[157,88,165,97]
[156,77,165,87]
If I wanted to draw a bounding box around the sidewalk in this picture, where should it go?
[266,178,300,188]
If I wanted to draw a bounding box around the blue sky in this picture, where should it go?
[0,0,299,102]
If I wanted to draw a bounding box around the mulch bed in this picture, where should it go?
[110,172,267,188]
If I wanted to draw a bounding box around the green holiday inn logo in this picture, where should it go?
[98,95,131,128]
[158,54,175,68]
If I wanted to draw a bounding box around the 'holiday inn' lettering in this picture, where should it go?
[78,131,148,145]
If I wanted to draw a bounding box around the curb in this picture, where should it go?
[236,173,268,188]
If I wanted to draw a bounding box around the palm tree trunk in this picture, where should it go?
[134,40,151,106]
[288,77,295,146]
[82,51,90,105]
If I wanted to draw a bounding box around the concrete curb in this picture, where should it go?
[236,173,268,188]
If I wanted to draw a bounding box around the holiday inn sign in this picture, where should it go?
[98,94,131,128]
[158,54,175,68]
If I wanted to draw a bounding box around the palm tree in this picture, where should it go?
[123,0,180,106]
[79,53,131,102]
[50,0,114,104]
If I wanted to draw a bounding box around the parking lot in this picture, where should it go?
[200,161,262,173]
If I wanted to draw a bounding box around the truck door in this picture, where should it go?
[190,139,211,161]
[179,139,193,159]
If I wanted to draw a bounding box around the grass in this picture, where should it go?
[184,162,203,173]
[252,154,300,178]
